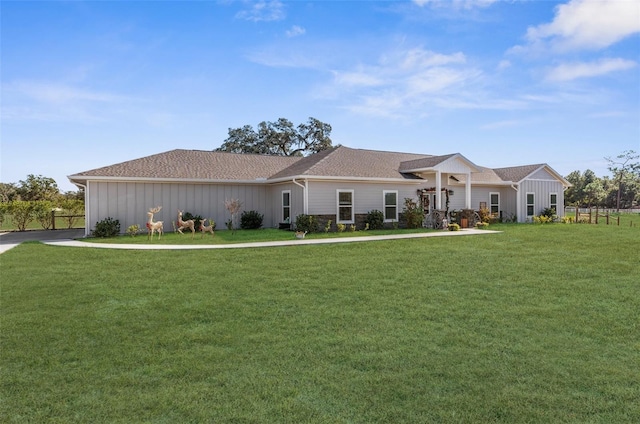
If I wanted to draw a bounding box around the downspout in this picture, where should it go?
[511,183,520,223]
[292,178,308,215]
[74,181,90,237]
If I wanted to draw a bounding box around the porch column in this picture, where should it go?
[465,172,471,209]
[435,171,442,209]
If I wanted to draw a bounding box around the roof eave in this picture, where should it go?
[268,175,425,183]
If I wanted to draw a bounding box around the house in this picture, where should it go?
[68,146,571,236]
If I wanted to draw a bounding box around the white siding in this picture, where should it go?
[307,181,422,216]
[518,179,566,222]
[86,181,274,233]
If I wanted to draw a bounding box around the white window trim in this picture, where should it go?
[489,192,500,215]
[383,190,398,222]
[526,192,535,217]
[282,190,291,222]
[549,192,558,212]
[336,189,354,224]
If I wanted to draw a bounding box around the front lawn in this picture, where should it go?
[86,227,438,245]
[1,224,638,422]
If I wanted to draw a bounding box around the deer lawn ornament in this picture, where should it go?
[200,219,215,238]
[146,206,164,240]
[177,210,196,239]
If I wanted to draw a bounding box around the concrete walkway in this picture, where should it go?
[0,228,497,253]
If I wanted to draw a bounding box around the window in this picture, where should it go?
[337,190,354,223]
[490,192,500,215]
[550,193,558,213]
[282,190,291,222]
[526,193,535,217]
[383,190,398,222]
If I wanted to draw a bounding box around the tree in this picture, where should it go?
[605,150,640,212]
[17,174,60,202]
[0,183,18,202]
[216,117,333,156]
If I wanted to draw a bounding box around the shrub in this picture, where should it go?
[476,221,489,228]
[402,198,424,229]
[60,199,84,229]
[324,219,332,233]
[126,224,140,237]
[478,207,492,223]
[240,210,264,229]
[448,223,461,231]
[6,200,36,231]
[92,217,120,237]
[365,209,385,230]
[540,207,557,221]
[295,214,318,233]
[32,201,54,230]
[349,224,356,232]
[337,223,346,233]
[182,212,203,232]
[533,215,554,224]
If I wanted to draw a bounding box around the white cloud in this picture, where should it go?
[236,1,285,22]
[5,80,127,104]
[1,80,136,123]
[325,48,486,118]
[286,25,305,38]
[525,0,640,51]
[545,58,637,82]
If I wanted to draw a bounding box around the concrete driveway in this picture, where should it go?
[0,229,85,254]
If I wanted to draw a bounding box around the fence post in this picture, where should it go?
[51,210,56,230]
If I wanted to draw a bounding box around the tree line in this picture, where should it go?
[0,175,85,231]
[565,151,639,210]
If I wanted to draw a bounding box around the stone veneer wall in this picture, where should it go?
[307,214,406,232]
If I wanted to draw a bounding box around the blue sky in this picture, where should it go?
[2,0,639,192]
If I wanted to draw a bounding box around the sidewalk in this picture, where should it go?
[41,228,497,251]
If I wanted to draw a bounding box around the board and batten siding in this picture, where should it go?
[518,179,566,221]
[267,182,305,226]
[306,181,422,216]
[86,181,274,234]
[467,186,517,221]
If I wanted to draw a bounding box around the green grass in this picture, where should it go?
[89,227,437,245]
[1,224,639,422]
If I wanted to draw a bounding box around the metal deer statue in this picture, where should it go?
[200,218,215,239]
[146,206,164,240]
[176,210,196,239]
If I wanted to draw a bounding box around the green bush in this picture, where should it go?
[126,224,140,237]
[92,217,120,238]
[365,209,385,230]
[540,207,557,221]
[295,214,318,233]
[5,200,36,231]
[181,212,203,232]
[402,198,424,229]
[32,201,54,230]
[448,223,461,231]
[240,210,264,229]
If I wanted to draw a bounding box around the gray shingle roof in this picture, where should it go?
[69,146,563,186]
[493,164,546,182]
[269,146,428,180]
[398,154,457,172]
[69,149,302,182]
